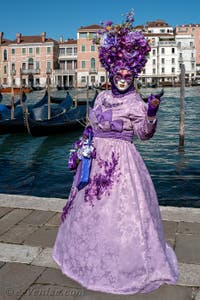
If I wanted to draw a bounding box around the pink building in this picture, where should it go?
[0,32,59,88]
[77,25,106,88]
[176,24,200,66]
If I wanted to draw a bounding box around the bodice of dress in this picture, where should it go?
[89,90,157,141]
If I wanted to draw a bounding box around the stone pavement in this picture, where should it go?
[0,194,199,300]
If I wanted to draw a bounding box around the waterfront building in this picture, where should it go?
[138,20,196,86]
[0,21,199,89]
[0,32,11,87]
[0,32,59,88]
[176,24,200,65]
[175,34,196,84]
[55,38,77,88]
[175,24,200,80]
[76,25,106,88]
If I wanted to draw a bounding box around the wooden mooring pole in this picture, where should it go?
[46,72,51,120]
[10,71,15,120]
[179,64,185,149]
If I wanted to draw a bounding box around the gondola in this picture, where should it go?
[24,90,98,137]
[0,92,27,134]
[0,90,50,135]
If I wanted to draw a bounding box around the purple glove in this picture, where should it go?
[147,94,159,117]
[147,89,164,117]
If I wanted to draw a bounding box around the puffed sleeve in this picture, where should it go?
[129,93,157,141]
[93,91,106,109]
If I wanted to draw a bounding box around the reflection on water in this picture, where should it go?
[0,87,200,207]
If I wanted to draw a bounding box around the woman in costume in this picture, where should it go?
[52,11,179,295]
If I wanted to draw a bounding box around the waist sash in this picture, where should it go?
[94,130,133,142]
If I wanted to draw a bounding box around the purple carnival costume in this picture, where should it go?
[52,11,178,295]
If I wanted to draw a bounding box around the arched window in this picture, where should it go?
[28,58,34,70]
[4,49,7,61]
[90,58,96,70]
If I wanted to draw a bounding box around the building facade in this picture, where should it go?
[0,32,59,88]
[138,20,196,86]
[54,38,77,88]
[176,24,200,66]
[0,20,199,89]
[76,25,106,88]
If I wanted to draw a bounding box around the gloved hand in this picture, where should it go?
[147,89,164,117]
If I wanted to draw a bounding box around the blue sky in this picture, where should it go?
[0,0,199,41]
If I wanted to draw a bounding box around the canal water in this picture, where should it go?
[0,87,199,207]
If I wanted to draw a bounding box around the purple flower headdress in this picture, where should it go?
[93,10,151,78]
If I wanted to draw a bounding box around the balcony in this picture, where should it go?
[54,69,76,75]
[10,69,16,75]
[159,41,176,46]
[21,68,40,75]
[89,68,98,74]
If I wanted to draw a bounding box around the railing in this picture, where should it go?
[159,41,176,46]
[54,69,76,75]
[59,53,77,58]
[89,68,98,74]
[21,68,40,75]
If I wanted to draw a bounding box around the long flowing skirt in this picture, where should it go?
[52,137,179,295]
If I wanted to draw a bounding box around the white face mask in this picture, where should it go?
[113,71,133,92]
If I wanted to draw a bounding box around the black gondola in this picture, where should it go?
[0,92,27,134]
[0,90,71,135]
[24,90,98,137]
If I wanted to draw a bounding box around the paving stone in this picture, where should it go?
[175,234,200,264]
[31,248,60,269]
[178,263,200,287]
[20,284,74,300]
[45,212,62,226]
[0,223,38,244]
[0,243,42,264]
[195,289,200,300]
[24,226,58,248]
[178,222,200,235]
[80,285,193,300]
[0,207,13,218]
[163,221,178,248]
[21,210,56,226]
[0,261,5,269]
[35,267,84,289]
[0,262,45,300]
[0,194,66,212]
[0,208,32,236]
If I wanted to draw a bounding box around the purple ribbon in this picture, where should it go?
[94,106,123,132]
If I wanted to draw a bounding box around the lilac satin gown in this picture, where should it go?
[52,90,179,295]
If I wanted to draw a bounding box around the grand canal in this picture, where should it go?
[0,87,199,207]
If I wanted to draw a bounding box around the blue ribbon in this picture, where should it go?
[76,132,93,191]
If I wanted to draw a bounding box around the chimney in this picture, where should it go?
[41,32,46,42]
[0,32,4,45]
[16,33,21,44]
[59,36,63,43]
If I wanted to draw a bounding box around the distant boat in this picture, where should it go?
[0,87,32,94]
[24,90,98,137]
